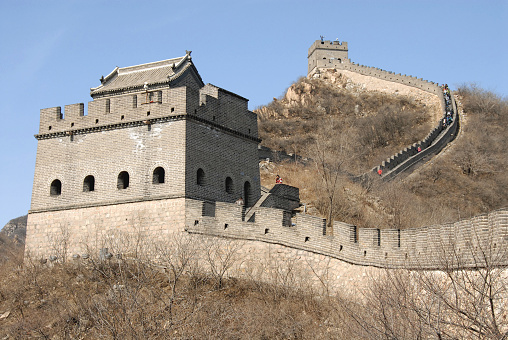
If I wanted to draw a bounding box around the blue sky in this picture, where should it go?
[0,0,506,227]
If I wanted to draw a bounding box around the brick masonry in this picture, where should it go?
[26,53,260,260]
[26,44,508,287]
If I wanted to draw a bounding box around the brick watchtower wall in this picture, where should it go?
[308,39,442,97]
[308,39,349,75]
[26,55,261,260]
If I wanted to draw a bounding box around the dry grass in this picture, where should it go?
[259,83,508,229]
[0,239,363,340]
[2,233,507,339]
[257,76,431,174]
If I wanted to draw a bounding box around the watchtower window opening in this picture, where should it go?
[83,175,95,192]
[50,179,62,196]
[376,229,381,247]
[106,99,110,113]
[117,171,129,189]
[132,95,137,108]
[197,168,205,186]
[153,167,165,184]
[225,177,233,194]
[398,229,401,248]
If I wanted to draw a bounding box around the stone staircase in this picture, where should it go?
[244,186,271,222]
[371,90,459,181]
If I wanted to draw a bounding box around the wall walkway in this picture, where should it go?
[311,59,460,181]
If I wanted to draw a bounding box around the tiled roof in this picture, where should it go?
[90,53,201,96]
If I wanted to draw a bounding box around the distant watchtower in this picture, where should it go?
[308,38,348,76]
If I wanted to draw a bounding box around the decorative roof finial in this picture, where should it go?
[100,75,105,84]
[185,50,192,56]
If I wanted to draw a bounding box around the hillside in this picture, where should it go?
[257,70,436,174]
[0,215,27,245]
[1,77,507,340]
[257,74,508,229]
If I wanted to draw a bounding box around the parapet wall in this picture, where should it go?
[308,46,458,180]
[188,201,508,270]
[39,87,191,136]
[310,58,443,98]
[374,93,458,180]
[37,85,258,141]
[27,195,508,272]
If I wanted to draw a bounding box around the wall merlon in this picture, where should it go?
[64,103,85,119]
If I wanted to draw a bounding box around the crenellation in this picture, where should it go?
[27,41,507,275]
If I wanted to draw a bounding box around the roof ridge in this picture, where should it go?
[119,56,186,74]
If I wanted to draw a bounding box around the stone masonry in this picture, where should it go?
[25,42,508,279]
[26,51,262,260]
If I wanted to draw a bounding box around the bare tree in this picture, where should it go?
[203,237,244,289]
[311,122,351,232]
[350,226,508,339]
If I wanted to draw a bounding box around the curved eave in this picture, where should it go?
[90,56,204,98]
[90,66,119,93]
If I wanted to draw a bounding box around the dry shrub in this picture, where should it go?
[0,236,366,339]
[260,80,508,230]
[352,237,508,339]
[258,76,432,174]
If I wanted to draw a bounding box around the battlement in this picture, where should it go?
[308,39,349,75]
[36,85,257,141]
[38,87,192,136]
[308,39,349,57]
[188,202,508,270]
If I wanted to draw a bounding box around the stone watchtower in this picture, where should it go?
[307,39,348,76]
[26,52,261,260]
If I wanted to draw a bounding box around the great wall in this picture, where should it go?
[24,40,508,287]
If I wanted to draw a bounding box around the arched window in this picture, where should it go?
[50,179,62,196]
[153,167,165,184]
[225,177,233,194]
[83,175,95,192]
[243,181,252,207]
[117,171,129,189]
[197,168,205,186]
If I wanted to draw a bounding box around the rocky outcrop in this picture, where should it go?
[1,215,27,245]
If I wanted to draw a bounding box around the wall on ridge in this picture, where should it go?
[308,43,460,181]
[310,59,443,99]
[375,91,458,179]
